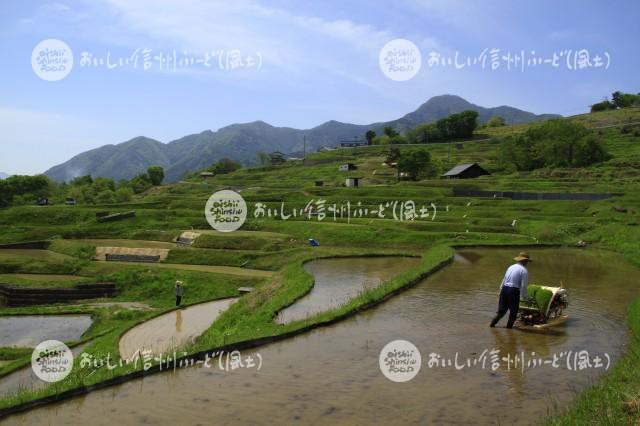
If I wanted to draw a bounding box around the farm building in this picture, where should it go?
[339,163,357,171]
[442,163,490,179]
[340,138,367,147]
[345,177,362,187]
[270,151,286,165]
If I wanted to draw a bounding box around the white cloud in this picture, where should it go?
[92,0,442,104]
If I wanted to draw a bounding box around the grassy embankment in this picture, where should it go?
[0,108,638,422]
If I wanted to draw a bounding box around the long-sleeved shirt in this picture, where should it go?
[175,285,184,297]
[499,263,528,300]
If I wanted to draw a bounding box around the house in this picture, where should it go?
[345,177,362,187]
[270,151,286,165]
[340,137,367,148]
[200,172,215,178]
[442,163,490,179]
[339,163,357,171]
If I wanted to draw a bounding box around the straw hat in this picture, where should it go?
[514,252,532,262]
[175,280,183,285]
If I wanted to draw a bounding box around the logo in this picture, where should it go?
[31,39,74,81]
[31,340,74,382]
[379,339,422,382]
[205,190,247,232]
[378,39,421,82]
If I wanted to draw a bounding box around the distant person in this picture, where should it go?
[175,280,184,306]
[489,252,532,329]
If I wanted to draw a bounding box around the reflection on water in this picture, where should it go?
[175,310,183,333]
[0,315,92,347]
[2,248,639,425]
[118,298,237,360]
[0,344,88,397]
[276,256,421,324]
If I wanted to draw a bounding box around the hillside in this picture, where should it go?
[1,107,640,425]
[44,95,559,183]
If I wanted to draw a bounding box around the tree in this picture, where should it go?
[610,91,640,109]
[397,149,436,181]
[448,110,478,139]
[433,110,478,140]
[407,123,442,144]
[95,190,116,204]
[93,177,115,192]
[365,130,376,146]
[383,126,399,138]
[388,135,408,144]
[386,147,401,164]
[372,135,390,145]
[211,158,241,174]
[611,91,623,109]
[499,119,610,170]
[256,152,270,167]
[573,135,610,167]
[115,187,134,202]
[147,166,165,186]
[130,173,153,194]
[590,100,613,112]
[0,175,52,207]
[70,175,93,186]
[486,116,506,127]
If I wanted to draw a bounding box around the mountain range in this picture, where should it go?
[44,95,560,183]
[0,172,10,180]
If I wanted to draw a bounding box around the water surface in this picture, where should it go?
[119,298,237,360]
[0,315,92,348]
[2,248,638,425]
[276,256,421,324]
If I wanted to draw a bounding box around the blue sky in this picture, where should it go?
[1,0,638,175]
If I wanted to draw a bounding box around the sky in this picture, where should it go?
[1,0,638,175]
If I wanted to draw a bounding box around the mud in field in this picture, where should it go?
[0,315,91,348]
[276,256,421,324]
[2,248,638,425]
[118,298,237,360]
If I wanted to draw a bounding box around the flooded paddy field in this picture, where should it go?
[119,298,237,360]
[276,256,421,324]
[0,315,92,348]
[2,248,638,425]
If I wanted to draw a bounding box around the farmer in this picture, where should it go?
[489,252,532,329]
[175,280,184,307]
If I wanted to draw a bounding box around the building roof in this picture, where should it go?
[442,163,484,177]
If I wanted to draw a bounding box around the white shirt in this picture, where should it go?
[500,263,528,300]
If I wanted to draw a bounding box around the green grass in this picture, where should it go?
[0,274,92,288]
[546,299,640,425]
[0,107,639,422]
